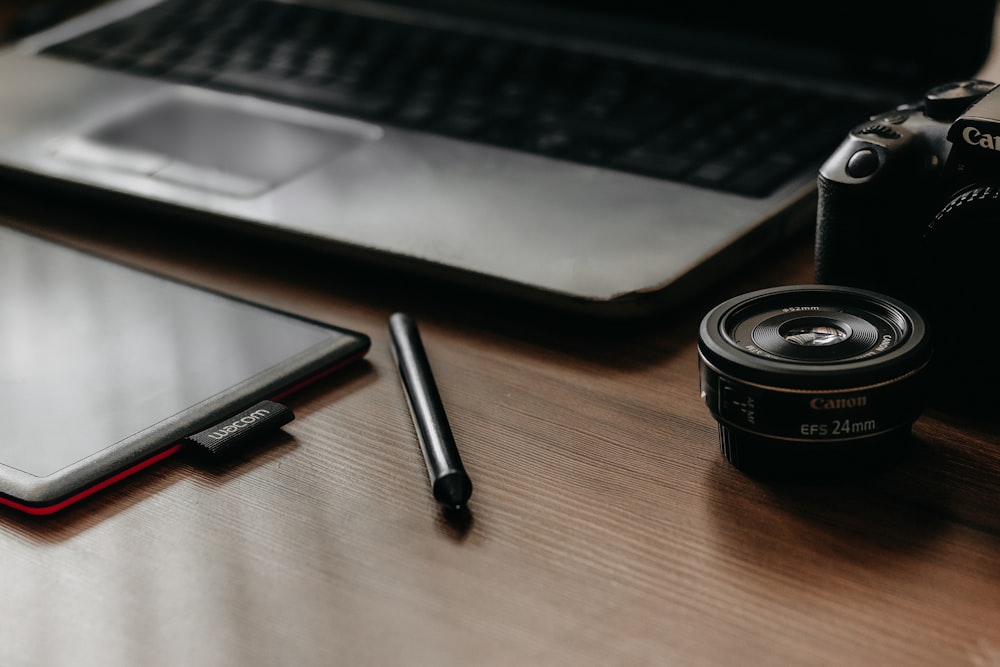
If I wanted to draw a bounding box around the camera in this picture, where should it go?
[816,79,1000,397]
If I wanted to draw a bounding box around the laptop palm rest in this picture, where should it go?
[48,93,379,197]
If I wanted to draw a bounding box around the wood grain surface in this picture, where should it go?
[1,13,1000,666]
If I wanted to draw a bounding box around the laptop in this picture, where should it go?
[0,0,994,317]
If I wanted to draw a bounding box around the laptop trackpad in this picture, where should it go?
[50,95,379,197]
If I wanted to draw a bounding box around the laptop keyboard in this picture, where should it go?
[42,0,877,197]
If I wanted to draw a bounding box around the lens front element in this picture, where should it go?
[782,323,848,347]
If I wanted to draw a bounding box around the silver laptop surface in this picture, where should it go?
[0,0,994,316]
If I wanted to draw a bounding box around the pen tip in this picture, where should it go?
[434,472,473,510]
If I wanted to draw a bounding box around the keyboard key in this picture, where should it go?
[612,149,697,180]
[212,72,397,117]
[726,155,800,197]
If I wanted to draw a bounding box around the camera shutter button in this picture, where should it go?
[846,148,879,178]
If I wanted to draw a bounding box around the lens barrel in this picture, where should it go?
[698,285,932,479]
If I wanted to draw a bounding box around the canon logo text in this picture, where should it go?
[809,396,868,410]
[962,126,1000,150]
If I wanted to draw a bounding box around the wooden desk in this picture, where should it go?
[2,33,1000,667]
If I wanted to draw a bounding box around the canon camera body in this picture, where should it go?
[816,80,1000,396]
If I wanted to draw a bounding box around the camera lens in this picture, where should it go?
[917,184,1000,406]
[698,285,932,479]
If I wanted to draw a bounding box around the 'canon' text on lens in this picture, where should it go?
[809,395,868,410]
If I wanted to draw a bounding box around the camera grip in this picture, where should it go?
[815,175,884,287]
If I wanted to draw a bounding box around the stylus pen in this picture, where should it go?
[388,312,473,511]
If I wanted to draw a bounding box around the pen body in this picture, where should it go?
[389,312,472,509]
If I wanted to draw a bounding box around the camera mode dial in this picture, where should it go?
[924,80,996,121]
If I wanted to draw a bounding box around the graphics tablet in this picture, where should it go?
[0,224,370,515]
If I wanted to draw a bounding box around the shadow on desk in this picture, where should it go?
[704,409,1000,571]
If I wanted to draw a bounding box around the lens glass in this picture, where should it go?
[782,324,848,347]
